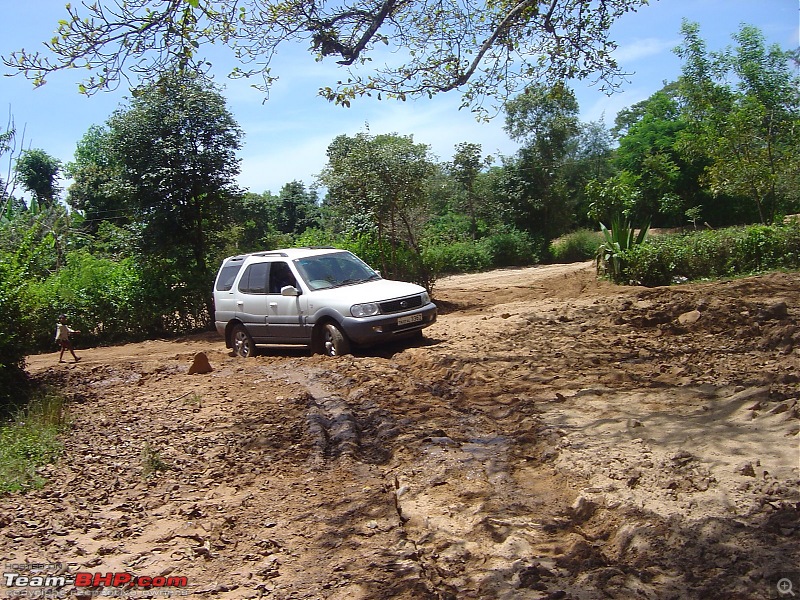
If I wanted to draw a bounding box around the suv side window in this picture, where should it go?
[238,262,269,294]
[269,261,297,294]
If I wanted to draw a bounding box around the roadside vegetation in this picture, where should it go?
[0,20,798,491]
[616,220,800,287]
[0,389,66,493]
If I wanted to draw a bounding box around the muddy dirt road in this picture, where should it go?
[6,262,800,599]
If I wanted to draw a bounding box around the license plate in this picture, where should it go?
[397,313,423,326]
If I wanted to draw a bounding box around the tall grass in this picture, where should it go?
[0,390,66,494]
[549,229,603,263]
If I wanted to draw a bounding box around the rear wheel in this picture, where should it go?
[321,322,350,357]
[232,324,255,358]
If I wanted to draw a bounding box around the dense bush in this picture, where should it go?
[480,229,540,267]
[0,257,28,412]
[422,241,493,275]
[618,221,800,286]
[24,251,145,350]
[549,229,603,263]
[0,261,25,366]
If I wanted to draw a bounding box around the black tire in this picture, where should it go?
[231,324,256,358]
[321,322,351,357]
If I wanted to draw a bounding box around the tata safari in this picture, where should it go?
[213,248,437,357]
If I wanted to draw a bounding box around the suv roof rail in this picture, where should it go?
[251,251,289,257]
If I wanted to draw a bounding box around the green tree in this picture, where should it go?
[15,149,61,208]
[6,0,649,116]
[585,171,641,224]
[448,143,491,240]
[275,181,321,235]
[555,118,616,230]
[612,88,707,226]
[229,192,280,253]
[106,71,243,326]
[65,125,129,232]
[675,22,800,223]
[320,131,436,277]
[500,83,581,239]
[1,117,16,216]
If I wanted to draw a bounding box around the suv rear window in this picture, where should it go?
[216,264,242,291]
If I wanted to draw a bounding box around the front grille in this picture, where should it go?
[380,295,423,313]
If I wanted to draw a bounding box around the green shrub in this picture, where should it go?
[549,229,603,263]
[422,241,493,275]
[0,256,27,371]
[292,227,338,249]
[480,229,539,267]
[422,213,482,245]
[24,250,145,351]
[597,216,650,281]
[619,221,800,286]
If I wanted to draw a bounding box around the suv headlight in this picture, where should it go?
[421,291,430,305]
[351,302,380,318]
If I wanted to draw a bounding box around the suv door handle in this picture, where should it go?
[269,302,278,309]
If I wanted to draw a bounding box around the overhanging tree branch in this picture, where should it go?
[3,0,648,116]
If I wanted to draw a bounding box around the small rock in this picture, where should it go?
[671,450,694,465]
[758,301,788,322]
[188,352,213,375]
[571,495,597,523]
[678,310,702,326]
[736,462,756,477]
[770,403,789,415]
[426,436,459,447]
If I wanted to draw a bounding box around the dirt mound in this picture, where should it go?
[6,263,799,599]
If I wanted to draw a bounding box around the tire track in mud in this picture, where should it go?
[299,353,585,599]
[306,394,361,464]
[262,354,574,598]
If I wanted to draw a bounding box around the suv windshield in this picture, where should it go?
[294,252,380,290]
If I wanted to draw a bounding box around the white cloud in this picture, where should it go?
[235,90,521,193]
[579,86,652,124]
[613,37,679,64]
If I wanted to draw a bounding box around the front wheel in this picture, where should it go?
[321,322,350,357]
[231,324,256,358]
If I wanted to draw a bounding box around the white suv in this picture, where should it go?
[213,248,437,357]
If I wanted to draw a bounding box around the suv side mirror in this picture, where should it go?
[281,285,300,297]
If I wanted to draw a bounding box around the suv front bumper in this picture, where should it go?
[341,304,437,346]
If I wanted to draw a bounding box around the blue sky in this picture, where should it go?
[2,0,798,198]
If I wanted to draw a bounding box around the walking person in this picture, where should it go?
[55,314,81,363]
